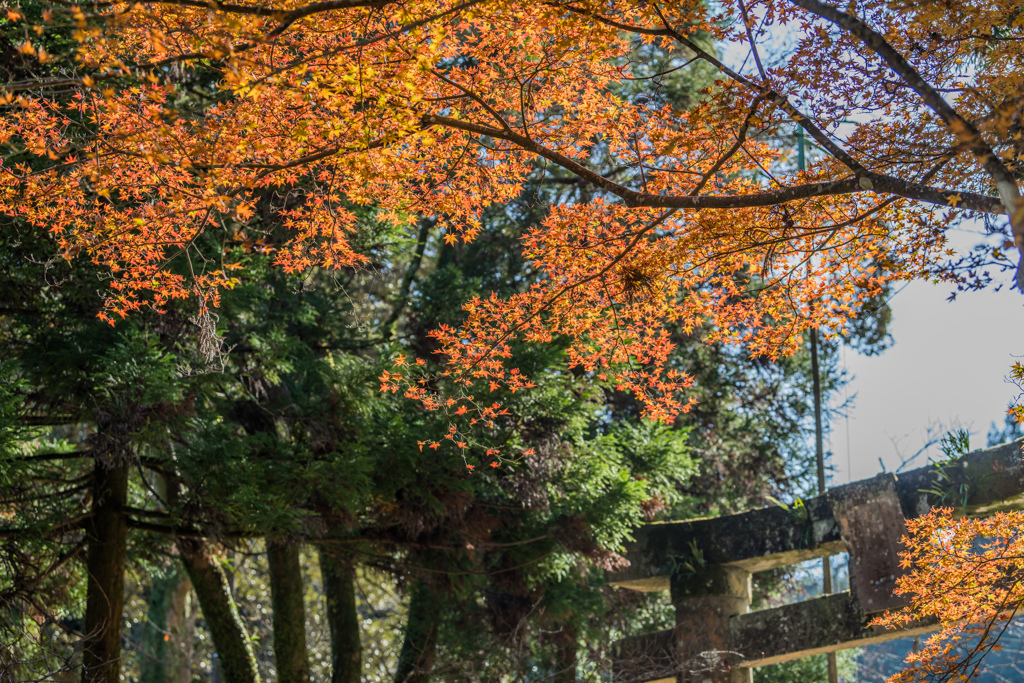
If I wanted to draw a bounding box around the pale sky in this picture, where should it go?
[831,276,1024,484]
[714,28,1024,485]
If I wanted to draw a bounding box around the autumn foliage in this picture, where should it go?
[1,2,1024,680]
[2,0,1023,427]
[873,507,1024,682]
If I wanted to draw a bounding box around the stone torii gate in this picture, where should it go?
[608,439,1024,683]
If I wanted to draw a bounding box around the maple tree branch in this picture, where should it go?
[260,0,394,40]
[662,25,870,178]
[622,56,700,81]
[179,125,423,186]
[228,0,486,94]
[560,0,873,180]
[961,590,1021,681]
[690,93,769,196]
[424,114,642,201]
[425,113,1003,214]
[776,147,961,237]
[50,0,392,19]
[430,70,513,133]
[550,1,665,36]
[737,0,768,82]
[442,208,679,384]
[789,0,1024,247]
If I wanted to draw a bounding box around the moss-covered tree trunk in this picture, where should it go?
[81,462,129,683]
[318,548,361,683]
[176,538,260,683]
[267,540,310,683]
[394,581,439,683]
[140,563,195,683]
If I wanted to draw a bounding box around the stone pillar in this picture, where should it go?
[671,565,752,683]
[829,473,909,614]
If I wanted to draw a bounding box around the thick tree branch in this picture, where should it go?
[555,1,872,178]
[123,506,172,519]
[425,114,1003,214]
[789,0,1024,282]
[0,514,90,539]
[660,22,871,177]
[16,450,93,462]
[690,93,769,196]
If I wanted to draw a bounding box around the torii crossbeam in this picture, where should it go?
[608,439,1024,683]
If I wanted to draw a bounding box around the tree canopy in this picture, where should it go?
[2,0,1021,430]
[0,176,852,682]
[3,0,1024,681]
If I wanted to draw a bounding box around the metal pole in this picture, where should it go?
[802,125,840,683]
[797,126,806,172]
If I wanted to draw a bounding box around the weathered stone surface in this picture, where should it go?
[608,440,1024,682]
[609,439,1024,591]
[671,564,751,603]
[612,592,939,681]
[894,438,1024,518]
[730,591,938,667]
[829,473,908,613]
[672,566,752,682]
[608,497,843,591]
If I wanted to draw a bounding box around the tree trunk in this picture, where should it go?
[140,563,196,683]
[268,540,310,683]
[81,462,129,683]
[0,632,20,683]
[318,548,362,683]
[171,575,197,683]
[552,623,578,683]
[176,538,260,683]
[394,582,439,683]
